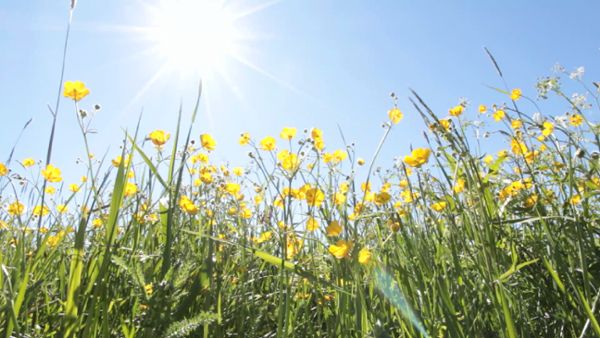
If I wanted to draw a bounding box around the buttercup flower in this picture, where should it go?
[63,81,90,101]
[280,127,297,141]
[260,136,276,151]
[403,148,431,168]
[388,107,403,124]
[328,240,353,259]
[148,130,170,147]
[239,132,251,145]
[510,88,522,101]
[41,164,62,183]
[0,163,7,176]
[200,133,217,151]
[449,105,464,117]
[22,158,35,168]
[358,248,372,265]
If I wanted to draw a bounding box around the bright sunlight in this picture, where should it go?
[146,0,241,76]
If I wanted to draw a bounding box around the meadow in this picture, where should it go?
[2,7,600,338]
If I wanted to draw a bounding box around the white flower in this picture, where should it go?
[532,112,543,124]
[569,66,585,80]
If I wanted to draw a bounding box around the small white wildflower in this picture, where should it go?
[569,66,585,80]
[532,112,543,124]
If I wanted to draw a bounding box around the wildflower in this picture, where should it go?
[45,186,56,195]
[179,195,198,215]
[260,136,276,151]
[510,88,522,101]
[388,107,403,124]
[541,121,554,137]
[277,150,300,172]
[81,176,88,183]
[323,149,347,165]
[374,191,391,205]
[478,105,487,113]
[63,81,90,101]
[305,187,325,207]
[112,155,131,168]
[33,205,50,217]
[7,201,25,216]
[357,158,366,166]
[92,218,104,228]
[492,109,505,122]
[225,182,241,196]
[449,105,464,117]
[255,231,272,244]
[0,163,8,176]
[438,118,451,131]
[358,248,372,265]
[569,114,583,127]
[148,130,170,147]
[306,217,319,231]
[328,240,353,259]
[124,182,138,197]
[511,119,523,129]
[286,236,303,259]
[22,158,35,167]
[311,128,325,151]
[431,201,447,212]
[69,183,80,193]
[403,148,431,168]
[200,133,216,151]
[280,127,297,140]
[232,167,244,176]
[57,204,68,213]
[47,234,62,248]
[239,132,251,145]
[453,178,465,193]
[41,164,62,182]
[510,139,528,155]
[524,194,538,208]
[326,220,342,236]
[570,194,581,205]
[144,283,153,296]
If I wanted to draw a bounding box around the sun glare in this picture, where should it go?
[147,0,240,76]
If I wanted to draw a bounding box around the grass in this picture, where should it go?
[1,6,599,338]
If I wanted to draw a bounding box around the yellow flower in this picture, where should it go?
[524,194,538,208]
[453,178,465,193]
[69,183,80,193]
[326,220,342,237]
[92,218,104,228]
[286,236,303,259]
[478,104,487,113]
[260,136,276,151]
[41,164,62,183]
[510,88,522,101]
[358,248,372,265]
[225,182,241,196]
[403,148,431,168]
[179,195,199,215]
[22,158,35,168]
[388,107,403,124]
[239,207,252,219]
[239,132,251,145]
[255,231,272,244]
[510,139,528,155]
[280,127,297,140]
[47,234,62,248]
[33,205,50,217]
[449,105,464,117]
[0,163,7,176]
[431,201,447,212]
[112,154,131,168]
[570,194,582,205]
[569,114,583,127]
[439,119,451,131]
[200,133,217,151]
[511,119,523,129]
[57,204,68,213]
[124,182,138,197]
[492,109,505,122]
[63,81,90,101]
[328,240,353,259]
[323,149,347,165]
[305,187,325,207]
[45,186,56,195]
[306,217,319,231]
[541,121,554,137]
[374,191,391,205]
[232,167,244,176]
[277,150,300,172]
[148,130,170,147]
[311,128,325,151]
[144,283,153,296]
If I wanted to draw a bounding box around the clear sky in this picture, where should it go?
[1,0,599,182]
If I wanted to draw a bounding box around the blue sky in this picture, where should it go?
[1,0,599,182]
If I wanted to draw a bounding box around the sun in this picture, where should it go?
[146,0,241,77]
